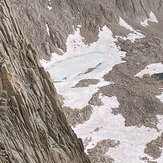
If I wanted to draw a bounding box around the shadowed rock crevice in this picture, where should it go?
[0,0,90,162]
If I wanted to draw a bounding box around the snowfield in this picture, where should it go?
[40,25,126,109]
[118,17,144,42]
[41,25,126,82]
[140,11,158,27]
[74,95,163,163]
[41,19,163,162]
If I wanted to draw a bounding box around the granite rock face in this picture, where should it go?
[6,0,163,162]
[0,0,90,162]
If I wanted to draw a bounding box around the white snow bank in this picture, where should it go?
[41,26,125,82]
[45,24,50,36]
[48,0,52,10]
[48,6,52,10]
[118,17,144,42]
[157,115,163,131]
[119,17,135,31]
[74,95,163,163]
[55,79,110,109]
[135,63,163,78]
[40,22,163,162]
[155,115,163,162]
[156,93,163,103]
[141,11,158,27]
[40,25,125,109]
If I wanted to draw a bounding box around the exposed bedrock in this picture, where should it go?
[0,0,90,162]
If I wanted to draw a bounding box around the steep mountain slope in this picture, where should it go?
[0,0,90,162]
[10,0,163,58]
[9,0,163,163]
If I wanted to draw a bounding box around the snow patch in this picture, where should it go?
[118,17,144,42]
[40,23,163,162]
[141,11,158,27]
[48,6,52,10]
[48,0,52,10]
[74,95,163,163]
[135,63,163,78]
[156,93,163,103]
[40,26,125,109]
[119,17,134,31]
[55,79,110,109]
[42,26,125,82]
[45,23,50,36]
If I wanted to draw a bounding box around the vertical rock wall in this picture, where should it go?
[0,0,90,162]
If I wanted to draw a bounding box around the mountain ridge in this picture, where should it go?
[0,0,90,162]
[2,0,163,162]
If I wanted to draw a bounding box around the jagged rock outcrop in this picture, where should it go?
[0,0,90,162]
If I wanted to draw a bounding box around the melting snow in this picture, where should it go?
[55,79,110,109]
[74,95,162,163]
[119,17,134,31]
[41,26,125,109]
[156,93,163,103]
[118,17,144,42]
[48,0,52,10]
[155,115,163,162]
[141,11,158,27]
[45,24,50,36]
[48,6,52,10]
[135,62,163,78]
[41,26,125,82]
[40,24,163,162]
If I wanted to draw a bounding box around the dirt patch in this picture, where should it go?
[74,79,100,87]
[87,139,120,163]
[63,105,93,127]
[88,91,103,106]
[140,157,158,163]
[84,68,96,74]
